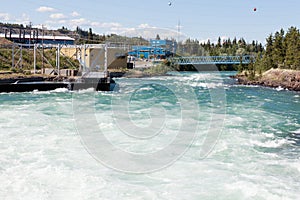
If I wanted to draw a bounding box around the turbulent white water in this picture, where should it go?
[0,72,299,199]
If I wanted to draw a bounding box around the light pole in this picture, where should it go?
[42,25,44,72]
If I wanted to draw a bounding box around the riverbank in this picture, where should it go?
[110,64,171,78]
[234,68,300,91]
[0,73,76,84]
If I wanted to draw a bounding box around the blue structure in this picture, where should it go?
[169,55,255,65]
[150,39,177,52]
[128,39,177,59]
[128,46,171,59]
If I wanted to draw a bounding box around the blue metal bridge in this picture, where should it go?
[168,55,255,65]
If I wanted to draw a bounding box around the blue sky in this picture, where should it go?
[0,0,299,44]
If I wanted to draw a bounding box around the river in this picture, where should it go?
[0,71,299,199]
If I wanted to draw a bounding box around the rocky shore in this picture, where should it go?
[234,69,300,91]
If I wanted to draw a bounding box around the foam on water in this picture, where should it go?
[293,129,300,134]
[275,86,285,91]
[0,72,299,199]
[251,138,292,148]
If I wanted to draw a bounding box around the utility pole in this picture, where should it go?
[177,20,181,43]
[56,44,60,76]
[29,22,32,45]
[42,25,44,72]
[104,43,108,73]
[20,45,23,68]
[33,44,36,74]
[12,45,15,69]
[83,44,87,72]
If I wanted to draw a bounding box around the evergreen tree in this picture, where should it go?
[238,38,246,48]
[252,26,300,72]
[284,27,300,69]
[227,38,232,48]
[264,34,275,69]
[232,37,237,46]
[206,39,211,50]
[217,37,222,48]
[88,28,93,42]
[272,29,285,67]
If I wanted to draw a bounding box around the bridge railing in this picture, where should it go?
[168,55,255,65]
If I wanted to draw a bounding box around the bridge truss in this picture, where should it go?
[169,55,255,65]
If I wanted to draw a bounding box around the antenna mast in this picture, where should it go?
[177,20,181,42]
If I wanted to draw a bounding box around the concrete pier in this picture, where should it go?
[0,76,112,93]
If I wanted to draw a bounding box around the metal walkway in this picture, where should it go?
[169,55,255,65]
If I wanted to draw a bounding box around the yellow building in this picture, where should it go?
[61,44,128,71]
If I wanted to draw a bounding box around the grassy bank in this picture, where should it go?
[0,46,80,72]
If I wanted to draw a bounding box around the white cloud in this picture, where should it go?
[0,13,10,21]
[67,18,122,30]
[33,24,46,29]
[58,20,67,24]
[0,13,32,27]
[15,13,30,25]
[69,18,89,27]
[90,22,100,27]
[119,26,187,40]
[91,22,122,28]
[50,13,66,19]
[138,24,155,29]
[116,24,181,39]
[45,17,178,40]
[36,6,55,13]
[71,11,80,17]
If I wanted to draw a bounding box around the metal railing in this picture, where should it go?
[169,55,255,65]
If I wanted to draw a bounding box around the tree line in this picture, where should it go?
[74,26,149,46]
[177,26,300,72]
[177,37,263,57]
[254,26,300,71]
